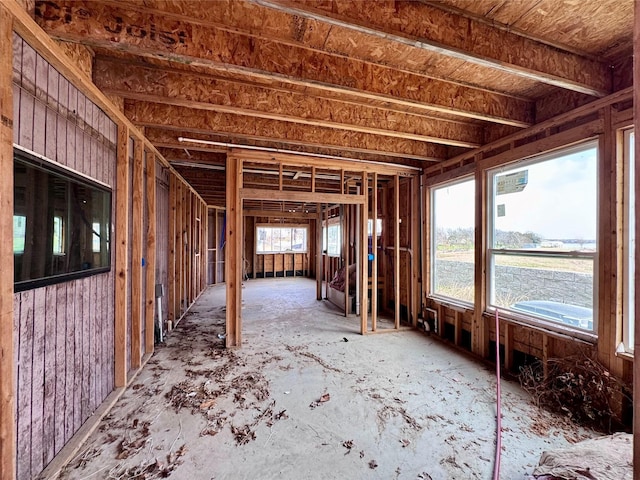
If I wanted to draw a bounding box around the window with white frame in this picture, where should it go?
[623,129,635,352]
[322,222,341,257]
[256,225,308,254]
[430,177,475,304]
[488,142,598,333]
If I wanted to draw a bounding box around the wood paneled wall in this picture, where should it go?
[3,8,210,478]
[12,33,116,479]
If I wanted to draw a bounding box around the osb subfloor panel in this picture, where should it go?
[56,278,593,480]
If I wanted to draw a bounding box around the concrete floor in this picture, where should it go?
[56,278,593,480]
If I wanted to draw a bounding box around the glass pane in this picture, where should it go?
[626,130,635,349]
[53,216,63,254]
[13,215,26,254]
[432,179,475,303]
[492,145,597,252]
[292,228,306,252]
[14,153,111,289]
[256,226,308,253]
[327,224,341,256]
[493,253,594,331]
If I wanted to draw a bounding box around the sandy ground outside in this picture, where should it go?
[55,278,594,480]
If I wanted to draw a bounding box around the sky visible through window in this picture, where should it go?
[436,145,597,244]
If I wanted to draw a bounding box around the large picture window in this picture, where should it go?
[430,178,475,304]
[256,225,308,254]
[14,150,112,291]
[488,142,597,332]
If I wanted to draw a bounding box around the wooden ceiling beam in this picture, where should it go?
[253,0,611,97]
[125,101,449,162]
[35,0,533,127]
[94,58,483,148]
[146,128,430,168]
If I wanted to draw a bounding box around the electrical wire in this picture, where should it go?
[493,309,502,480]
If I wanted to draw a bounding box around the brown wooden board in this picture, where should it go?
[0,9,16,479]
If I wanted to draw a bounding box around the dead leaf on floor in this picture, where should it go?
[342,440,354,454]
[231,424,256,445]
[274,410,288,420]
[200,399,217,410]
[368,460,378,469]
[309,392,331,409]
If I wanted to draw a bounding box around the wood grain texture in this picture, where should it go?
[36,0,533,126]
[94,58,482,148]
[0,8,16,480]
[145,152,157,353]
[126,101,448,162]
[167,173,176,325]
[267,0,610,96]
[131,139,144,369]
[225,157,243,347]
[114,124,130,387]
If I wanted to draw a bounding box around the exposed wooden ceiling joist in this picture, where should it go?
[125,101,449,161]
[251,0,611,97]
[252,0,611,97]
[35,0,534,127]
[94,58,484,148]
[149,131,435,168]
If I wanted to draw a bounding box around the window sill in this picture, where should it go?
[427,295,474,314]
[486,310,598,345]
[615,349,634,361]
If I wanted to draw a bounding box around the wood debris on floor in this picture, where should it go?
[54,280,596,480]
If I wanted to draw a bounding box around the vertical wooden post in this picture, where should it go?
[371,172,378,332]
[225,156,243,347]
[343,205,350,317]
[381,186,389,311]
[597,106,620,374]
[114,125,130,387]
[0,8,16,479]
[394,175,400,329]
[503,322,513,372]
[633,0,640,473]
[454,311,462,345]
[324,204,330,299]
[202,200,208,290]
[316,204,322,300]
[472,159,488,357]
[167,173,176,328]
[411,175,420,327]
[360,173,369,334]
[175,181,183,318]
[145,151,156,353]
[421,172,429,323]
[130,138,143,368]
[185,191,190,305]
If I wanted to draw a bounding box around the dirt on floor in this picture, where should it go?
[53,278,594,480]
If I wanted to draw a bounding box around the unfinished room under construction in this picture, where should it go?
[0,0,639,478]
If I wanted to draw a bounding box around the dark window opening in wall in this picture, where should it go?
[14,149,112,291]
